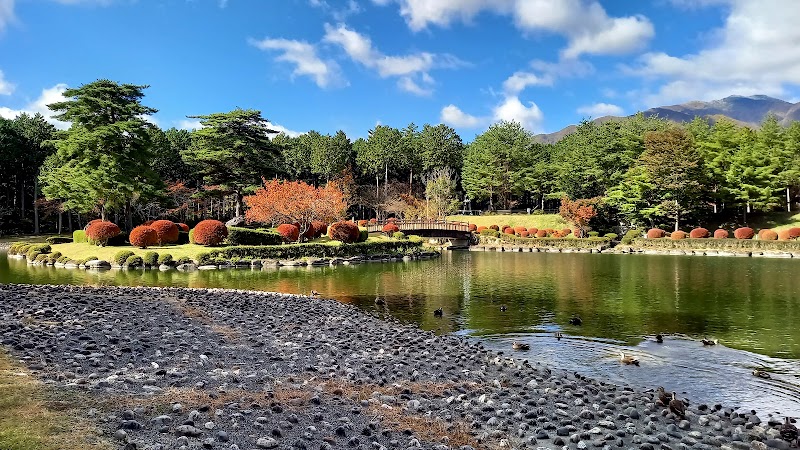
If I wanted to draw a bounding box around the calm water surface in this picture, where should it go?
[2,250,799,415]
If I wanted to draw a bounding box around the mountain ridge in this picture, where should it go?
[534,95,800,144]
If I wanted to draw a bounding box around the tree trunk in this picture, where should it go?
[375,175,379,198]
[234,192,243,219]
[20,180,25,225]
[67,210,72,232]
[787,186,791,212]
[384,164,388,197]
[100,204,106,222]
[33,178,39,234]
[58,211,62,235]
[125,199,133,231]
[674,212,680,232]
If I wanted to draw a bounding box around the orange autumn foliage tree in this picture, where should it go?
[559,197,599,238]
[244,178,347,241]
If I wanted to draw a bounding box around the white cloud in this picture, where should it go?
[502,71,552,94]
[633,0,800,106]
[0,83,70,129]
[383,0,653,58]
[492,95,544,131]
[577,102,624,117]
[440,104,485,128]
[177,119,203,131]
[249,37,345,89]
[323,23,463,95]
[0,0,14,33]
[266,121,302,138]
[0,70,13,95]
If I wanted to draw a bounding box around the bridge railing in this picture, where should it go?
[365,220,471,233]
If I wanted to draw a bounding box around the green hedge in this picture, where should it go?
[73,230,87,243]
[481,234,612,249]
[26,244,51,259]
[226,227,283,246]
[125,255,143,267]
[46,236,72,244]
[158,253,174,265]
[143,251,159,266]
[197,240,425,264]
[113,250,135,266]
[358,227,369,243]
[631,238,800,251]
[620,229,642,245]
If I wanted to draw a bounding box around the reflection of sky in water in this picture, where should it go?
[3,249,800,415]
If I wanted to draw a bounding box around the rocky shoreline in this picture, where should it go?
[0,283,795,450]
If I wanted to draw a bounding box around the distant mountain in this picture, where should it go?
[534,95,800,144]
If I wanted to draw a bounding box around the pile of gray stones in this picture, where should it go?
[0,283,794,450]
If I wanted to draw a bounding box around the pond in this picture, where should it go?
[2,249,799,416]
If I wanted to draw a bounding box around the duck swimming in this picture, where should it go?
[619,352,640,366]
[701,338,718,346]
[656,334,664,343]
[569,315,582,326]
[752,369,771,379]
[374,297,385,305]
[433,307,443,317]
[512,342,530,351]
[554,332,562,341]
[310,290,320,297]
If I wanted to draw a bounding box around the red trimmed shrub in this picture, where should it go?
[536,229,547,238]
[369,218,377,224]
[84,218,104,230]
[689,228,709,239]
[469,223,477,232]
[489,225,499,231]
[476,226,487,233]
[757,229,769,239]
[357,220,368,227]
[504,227,515,235]
[193,219,228,246]
[276,224,300,243]
[329,221,360,243]
[513,226,526,235]
[561,228,571,236]
[386,217,397,223]
[311,220,327,238]
[177,223,190,232]
[761,229,778,241]
[734,227,755,240]
[778,229,792,241]
[713,229,729,239]
[151,220,179,245]
[647,228,666,239]
[500,224,510,231]
[85,221,121,246]
[671,231,688,240]
[519,231,529,237]
[382,223,400,235]
[527,227,538,234]
[790,227,800,238]
[129,225,158,249]
[573,229,581,237]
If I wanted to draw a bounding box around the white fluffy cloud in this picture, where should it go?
[440,104,484,128]
[0,70,13,95]
[323,23,462,96]
[0,83,70,129]
[502,71,552,95]
[440,95,544,132]
[383,0,653,58]
[250,37,345,89]
[577,102,624,117]
[0,0,14,33]
[634,0,800,106]
[266,121,302,138]
[176,119,203,131]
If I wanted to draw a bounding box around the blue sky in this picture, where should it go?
[1,0,799,140]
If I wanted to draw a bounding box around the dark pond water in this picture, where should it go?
[2,249,799,416]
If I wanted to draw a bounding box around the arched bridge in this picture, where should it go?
[365,220,473,240]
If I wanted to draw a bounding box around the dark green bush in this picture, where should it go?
[113,250,135,266]
[124,255,143,267]
[7,242,31,255]
[620,229,642,245]
[227,227,283,246]
[73,230,87,243]
[143,251,159,267]
[176,256,193,265]
[157,254,174,265]
[46,236,72,244]
[480,229,500,237]
[588,231,600,237]
[358,227,369,243]
[107,232,129,246]
[393,231,406,240]
[57,256,70,264]
[47,251,62,264]
[487,234,612,249]
[26,244,51,260]
[407,235,424,243]
[34,254,49,262]
[202,240,424,262]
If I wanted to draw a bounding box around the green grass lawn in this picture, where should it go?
[746,211,800,231]
[448,214,568,230]
[0,234,59,245]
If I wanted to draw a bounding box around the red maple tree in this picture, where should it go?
[244,178,347,242]
[559,197,599,238]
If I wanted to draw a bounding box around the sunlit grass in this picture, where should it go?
[51,242,211,261]
[448,214,568,230]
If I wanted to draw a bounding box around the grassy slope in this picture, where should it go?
[0,351,108,450]
[745,211,800,231]
[448,214,568,230]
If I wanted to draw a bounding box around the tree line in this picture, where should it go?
[1,78,799,235]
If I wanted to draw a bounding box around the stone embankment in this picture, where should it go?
[0,284,795,450]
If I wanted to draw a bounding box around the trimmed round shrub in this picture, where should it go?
[157,253,173,265]
[527,227,538,234]
[276,224,300,243]
[142,220,155,226]
[311,221,327,238]
[188,229,195,244]
[86,221,121,246]
[761,229,778,241]
[504,227,515,235]
[151,220,179,245]
[328,221,360,243]
[587,231,600,237]
[468,223,477,232]
[382,223,400,236]
[647,228,666,239]
[193,220,228,246]
[689,228,709,239]
[519,231,529,238]
[369,218,377,224]
[489,225,499,231]
[734,227,755,240]
[778,229,792,241]
[357,220,368,227]
[386,217,397,223]
[476,226,487,233]
[561,228,571,236]
[671,231,688,240]
[113,250,135,266]
[84,219,104,229]
[757,229,769,239]
[605,233,618,240]
[177,223,190,232]
[789,227,800,238]
[500,224,510,231]
[143,251,159,266]
[393,231,406,240]
[513,226,526,235]
[124,255,144,268]
[47,251,62,264]
[713,229,729,239]
[358,227,369,242]
[73,229,87,244]
[536,229,547,238]
[129,226,158,248]
[176,256,192,265]
[26,244,51,260]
